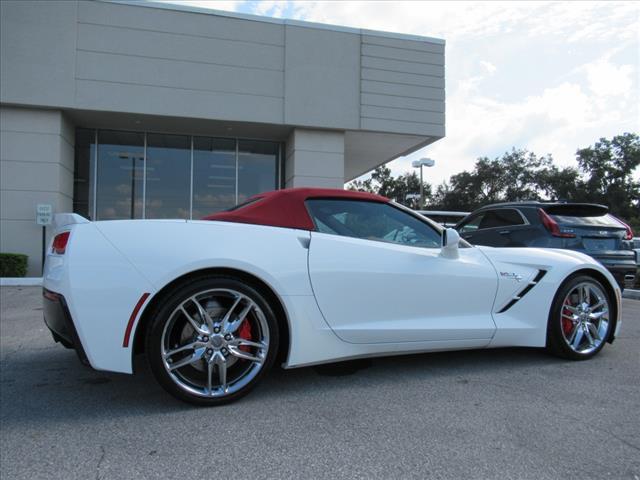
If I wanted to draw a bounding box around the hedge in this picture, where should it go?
[0,253,28,277]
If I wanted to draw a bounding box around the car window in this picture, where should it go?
[306,199,442,248]
[550,212,623,227]
[458,213,485,233]
[478,209,525,229]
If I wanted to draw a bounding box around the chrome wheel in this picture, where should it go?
[160,288,269,398]
[560,282,610,355]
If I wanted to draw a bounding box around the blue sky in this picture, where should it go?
[160,0,639,186]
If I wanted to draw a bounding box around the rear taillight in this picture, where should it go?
[538,208,576,238]
[52,231,70,254]
[612,216,634,240]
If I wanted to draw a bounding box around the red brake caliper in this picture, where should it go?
[562,299,574,335]
[237,318,253,352]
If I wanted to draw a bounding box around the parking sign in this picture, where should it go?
[36,204,53,225]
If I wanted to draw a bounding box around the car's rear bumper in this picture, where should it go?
[43,288,90,366]
[586,253,636,289]
[596,263,636,289]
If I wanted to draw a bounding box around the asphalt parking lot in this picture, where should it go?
[1,286,639,480]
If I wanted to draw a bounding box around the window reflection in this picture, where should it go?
[96,130,144,220]
[145,134,191,219]
[73,129,281,220]
[192,137,236,219]
[238,140,278,204]
[73,129,95,219]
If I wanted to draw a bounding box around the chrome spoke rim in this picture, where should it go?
[161,288,269,398]
[560,282,609,354]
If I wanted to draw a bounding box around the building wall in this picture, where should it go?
[0,107,74,276]
[360,34,445,136]
[0,1,76,108]
[1,0,445,139]
[72,0,285,124]
[284,26,360,129]
[285,129,345,188]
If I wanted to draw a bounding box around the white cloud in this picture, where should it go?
[392,71,637,184]
[479,61,497,75]
[153,0,243,13]
[586,61,634,97]
[251,1,288,18]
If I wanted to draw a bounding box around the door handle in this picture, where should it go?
[498,230,511,235]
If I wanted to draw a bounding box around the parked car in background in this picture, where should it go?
[417,210,470,228]
[456,202,636,289]
[633,237,640,289]
[633,237,640,262]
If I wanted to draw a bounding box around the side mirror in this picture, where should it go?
[440,228,460,259]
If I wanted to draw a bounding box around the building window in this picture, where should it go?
[192,137,236,219]
[238,140,279,205]
[73,129,282,220]
[96,130,144,220]
[145,133,191,219]
[73,129,95,218]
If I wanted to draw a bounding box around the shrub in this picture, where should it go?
[0,253,28,277]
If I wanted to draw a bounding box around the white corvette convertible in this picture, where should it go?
[43,188,622,405]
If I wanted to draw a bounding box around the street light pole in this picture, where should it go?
[411,157,435,209]
[419,165,424,209]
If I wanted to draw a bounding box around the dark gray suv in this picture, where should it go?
[456,202,637,289]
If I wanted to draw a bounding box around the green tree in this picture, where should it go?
[348,177,374,194]
[573,133,639,227]
[431,149,565,210]
[348,165,430,208]
[535,164,581,202]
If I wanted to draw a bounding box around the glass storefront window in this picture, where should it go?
[145,134,191,219]
[73,129,95,219]
[238,140,279,204]
[96,130,144,220]
[192,137,236,219]
[73,129,281,220]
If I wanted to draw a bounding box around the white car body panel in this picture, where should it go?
[308,232,497,344]
[93,219,314,296]
[43,216,622,375]
[479,246,622,346]
[44,224,155,373]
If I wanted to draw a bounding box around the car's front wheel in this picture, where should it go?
[146,276,279,405]
[547,275,613,360]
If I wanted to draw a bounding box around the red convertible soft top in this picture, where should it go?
[203,188,389,230]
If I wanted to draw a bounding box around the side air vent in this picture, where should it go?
[497,270,547,314]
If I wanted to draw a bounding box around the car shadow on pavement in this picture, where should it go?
[261,346,560,398]
[0,344,564,428]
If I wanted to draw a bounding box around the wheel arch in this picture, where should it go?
[552,268,619,344]
[131,267,291,369]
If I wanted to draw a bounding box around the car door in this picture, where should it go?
[306,199,498,345]
[467,208,530,247]
[457,212,486,244]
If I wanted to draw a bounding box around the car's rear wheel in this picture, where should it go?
[547,275,612,360]
[146,276,278,405]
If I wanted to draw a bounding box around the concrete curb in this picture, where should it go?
[0,277,42,287]
[623,289,640,301]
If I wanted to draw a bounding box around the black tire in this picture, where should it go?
[546,274,613,360]
[146,275,279,406]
